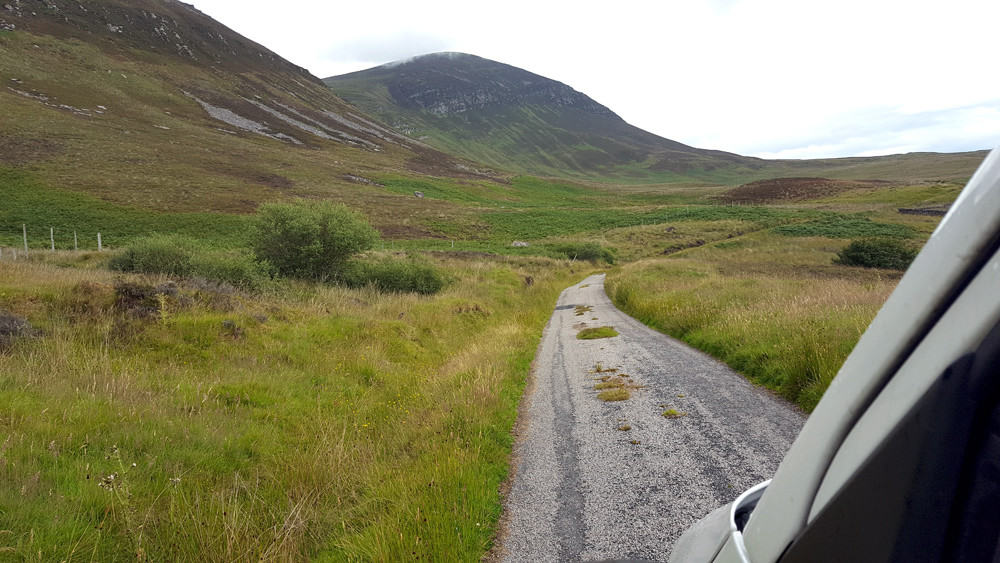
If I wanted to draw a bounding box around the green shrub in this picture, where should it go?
[189,252,272,291]
[251,200,379,281]
[341,258,446,294]
[109,234,270,290]
[108,234,195,276]
[549,242,616,264]
[834,237,918,270]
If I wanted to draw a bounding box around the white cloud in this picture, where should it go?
[191,0,1000,158]
[325,32,454,70]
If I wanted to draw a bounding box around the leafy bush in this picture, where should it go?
[549,242,616,264]
[189,252,272,291]
[341,258,446,294]
[108,234,195,276]
[834,237,918,270]
[109,234,270,290]
[251,200,379,281]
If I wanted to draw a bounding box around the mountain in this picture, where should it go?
[0,0,985,251]
[0,0,503,241]
[325,53,765,181]
[325,53,987,184]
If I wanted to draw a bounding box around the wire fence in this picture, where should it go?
[1,224,105,259]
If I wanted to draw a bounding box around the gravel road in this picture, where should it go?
[495,274,805,562]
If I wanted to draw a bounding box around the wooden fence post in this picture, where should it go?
[98,233,103,252]
[74,231,78,251]
[50,227,55,251]
[22,224,28,254]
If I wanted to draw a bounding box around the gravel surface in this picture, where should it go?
[496,274,805,562]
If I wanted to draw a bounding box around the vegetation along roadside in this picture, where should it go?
[0,249,584,560]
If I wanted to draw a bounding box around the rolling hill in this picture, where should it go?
[0,0,515,245]
[326,52,987,184]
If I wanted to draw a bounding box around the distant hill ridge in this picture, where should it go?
[326,52,758,181]
[370,52,615,117]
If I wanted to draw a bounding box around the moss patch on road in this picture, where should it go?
[598,388,631,401]
[577,326,618,339]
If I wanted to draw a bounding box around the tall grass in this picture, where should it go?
[0,255,577,560]
[607,256,896,411]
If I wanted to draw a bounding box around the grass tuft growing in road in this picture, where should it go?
[598,388,631,402]
[577,326,619,340]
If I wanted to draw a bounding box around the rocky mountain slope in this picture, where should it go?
[325,53,761,181]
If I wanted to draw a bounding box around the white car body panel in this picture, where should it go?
[811,247,1000,518]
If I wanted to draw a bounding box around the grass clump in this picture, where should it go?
[187,251,272,291]
[574,304,593,316]
[341,257,447,294]
[594,375,641,401]
[662,409,686,418]
[108,233,194,276]
[834,238,918,270]
[591,362,616,373]
[598,387,631,402]
[577,326,619,340]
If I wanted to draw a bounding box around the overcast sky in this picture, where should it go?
[192,0,998,159]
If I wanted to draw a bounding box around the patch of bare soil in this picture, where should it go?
[718,177,885,204]
[376,223,445,239]
[405,145,509,184]
[211,164,294,189]
[0,135,62,165]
